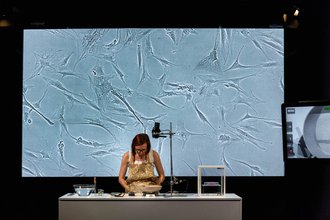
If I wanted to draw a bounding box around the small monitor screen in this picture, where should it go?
[282,102,330,160]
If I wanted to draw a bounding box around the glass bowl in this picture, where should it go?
[73,184,95,196]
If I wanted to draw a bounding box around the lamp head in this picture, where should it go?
[152,122,161,138]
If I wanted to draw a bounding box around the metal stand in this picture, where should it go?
[157,122,175,196]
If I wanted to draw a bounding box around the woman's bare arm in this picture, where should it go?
[153,151,165,185]
[118,152,130,191]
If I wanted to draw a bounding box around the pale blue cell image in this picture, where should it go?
[22,28,284,177]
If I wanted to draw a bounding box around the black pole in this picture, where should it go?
[170,122,174,196]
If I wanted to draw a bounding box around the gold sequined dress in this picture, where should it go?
[126,150,158,193]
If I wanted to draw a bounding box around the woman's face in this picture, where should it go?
[135,143,147,156]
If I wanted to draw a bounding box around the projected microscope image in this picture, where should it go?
[22,28,284,177]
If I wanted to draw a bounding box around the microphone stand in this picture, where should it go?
[156,122,175,196]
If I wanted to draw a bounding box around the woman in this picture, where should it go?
[118,133,165,193]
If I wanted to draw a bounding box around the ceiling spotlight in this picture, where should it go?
[0,17,12,27]
[283,13,288,23]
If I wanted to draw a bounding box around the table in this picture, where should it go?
[59,193,242,220]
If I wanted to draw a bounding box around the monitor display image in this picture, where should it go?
[282,102,330,160]
[22,28,284,177]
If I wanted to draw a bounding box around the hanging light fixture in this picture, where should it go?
[0,4,13,27]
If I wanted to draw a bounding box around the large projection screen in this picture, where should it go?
[22,28,284,177]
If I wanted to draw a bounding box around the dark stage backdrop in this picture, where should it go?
[22,28,284,177]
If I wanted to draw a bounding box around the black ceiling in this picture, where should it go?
[2,0,293,28]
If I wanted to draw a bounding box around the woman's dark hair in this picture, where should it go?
[131,133,151,156]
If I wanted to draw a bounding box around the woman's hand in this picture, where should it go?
[121,185,128,193]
